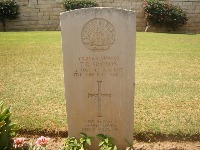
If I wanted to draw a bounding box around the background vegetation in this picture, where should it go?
[0,0,20,31]
[63,0,98,11]
[0,32,200,140]
[143,0,188,31]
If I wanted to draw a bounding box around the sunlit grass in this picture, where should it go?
[135,33,200,137]
[0,32,200,138]
[0,32,66,132]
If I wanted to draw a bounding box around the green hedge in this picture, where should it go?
[63,0,98,11]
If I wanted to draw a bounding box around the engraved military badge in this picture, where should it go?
[81,18,115,51]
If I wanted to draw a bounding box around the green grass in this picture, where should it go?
[0,32,200,139]
[0,32,66,132]
[135,33,200,140]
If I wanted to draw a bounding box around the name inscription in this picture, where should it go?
[82,119,118,132]
[73,56,124,77]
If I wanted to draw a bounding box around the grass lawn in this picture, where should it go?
[0,32,200,140]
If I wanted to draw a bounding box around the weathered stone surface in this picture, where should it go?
[61,7,135,149]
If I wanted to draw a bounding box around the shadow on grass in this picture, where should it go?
[18,129,200,142]
[18,129,68,138]
[134,132,200,142]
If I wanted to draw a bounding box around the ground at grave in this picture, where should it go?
[16,133,200,150]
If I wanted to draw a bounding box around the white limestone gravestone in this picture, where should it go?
[60,7,136,149]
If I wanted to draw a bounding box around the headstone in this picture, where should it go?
[60,7,135,149]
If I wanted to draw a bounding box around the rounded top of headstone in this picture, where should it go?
[60,7,135,18]
[60,7,135,51]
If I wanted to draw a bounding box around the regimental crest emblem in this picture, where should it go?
[81,18,115,51]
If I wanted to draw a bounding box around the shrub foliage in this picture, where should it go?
[0,0,20,31]
[63,0,98,11]
[0,101,18,149]
[143,0,188,31]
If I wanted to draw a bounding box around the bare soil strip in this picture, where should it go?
[16,130,200,150]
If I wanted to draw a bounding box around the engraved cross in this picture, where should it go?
[88,81,111,117]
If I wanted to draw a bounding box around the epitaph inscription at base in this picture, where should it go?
[61,8,136,150]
